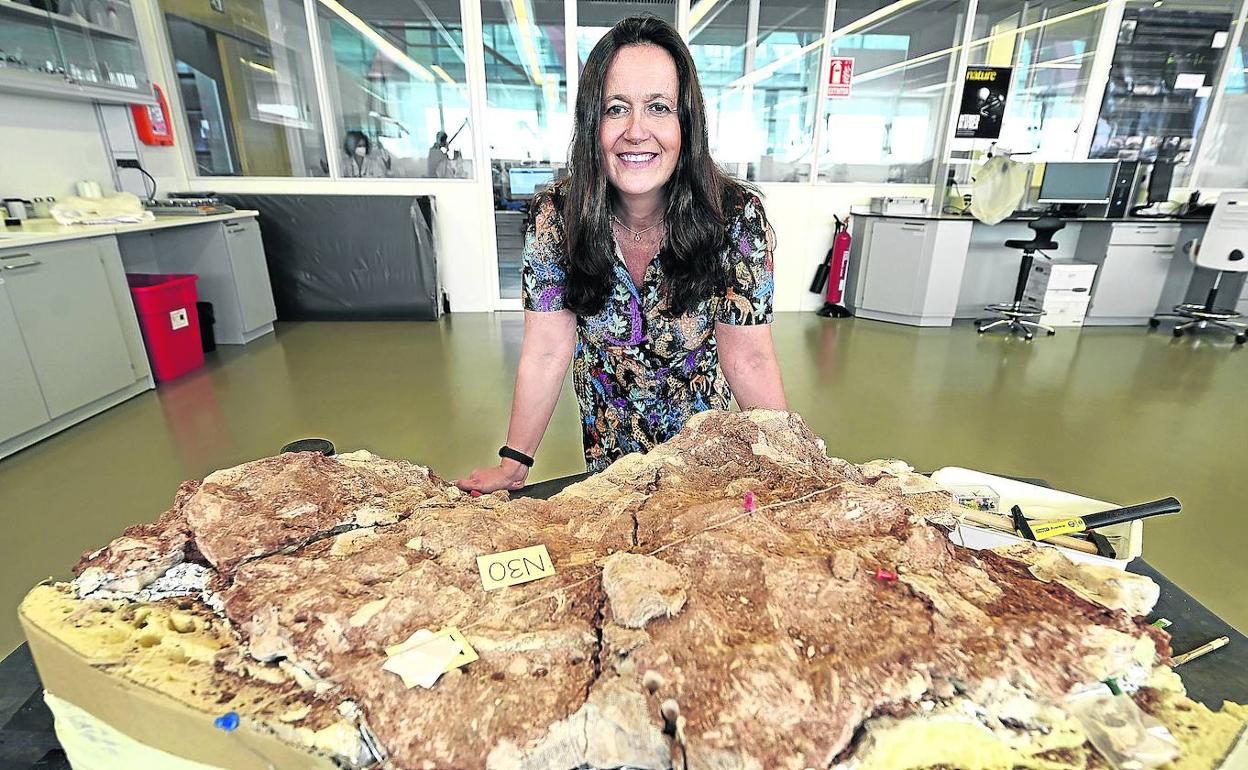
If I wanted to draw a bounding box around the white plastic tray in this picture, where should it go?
[931,467,1143,571]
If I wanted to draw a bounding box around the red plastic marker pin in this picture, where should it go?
[873,567,897,583]
[469,490,482,498]
[744,491,756,512]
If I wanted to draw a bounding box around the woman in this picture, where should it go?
[342,131,392,178]
[458,16,786,493]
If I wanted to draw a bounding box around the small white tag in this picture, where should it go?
[170,307,189,330]
[1213,31,1229,49]
[383,628,476,689]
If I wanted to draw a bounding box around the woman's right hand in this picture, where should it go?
[455,460,529,494]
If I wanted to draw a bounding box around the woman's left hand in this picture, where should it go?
[455,461,529,494]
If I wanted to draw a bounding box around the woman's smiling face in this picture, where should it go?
[599,43,682,201]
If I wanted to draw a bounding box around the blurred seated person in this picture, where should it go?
[343,130,392,178]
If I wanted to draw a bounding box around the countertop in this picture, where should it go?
[0,211,259,249]
[848,206,1204,224]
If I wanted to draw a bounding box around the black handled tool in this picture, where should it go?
[1011,497,1181,553]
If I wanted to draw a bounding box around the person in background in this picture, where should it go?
[456,15,786,494]
[342,130,391,178]
[427,131,450,178]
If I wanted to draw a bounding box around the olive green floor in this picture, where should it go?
[2,313,1246,655]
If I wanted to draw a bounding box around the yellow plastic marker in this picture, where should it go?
[477,544,556,591]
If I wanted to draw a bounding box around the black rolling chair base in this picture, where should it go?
[1150,310,1248,344]
[974,316,1056,340]
[978,216,1066,342]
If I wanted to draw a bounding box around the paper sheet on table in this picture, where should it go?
[51,192,155,225]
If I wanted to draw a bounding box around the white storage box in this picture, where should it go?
[1025,260,1097,294]
[931,467,1143,571]
[869,196,929,215]
[1024,292,1092,327]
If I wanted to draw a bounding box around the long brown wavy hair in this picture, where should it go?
[547,15,753,317]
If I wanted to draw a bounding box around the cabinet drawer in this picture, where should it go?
[1109,223,1181,246]
[860,220,932,314]
[494,213,527,234]
[1087,244,1173,320]
[2,239,136,417]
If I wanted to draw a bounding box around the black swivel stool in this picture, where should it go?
[975,217,1066,340]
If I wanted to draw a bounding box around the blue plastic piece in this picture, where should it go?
[214,711,240,732]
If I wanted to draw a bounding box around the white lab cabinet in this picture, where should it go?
[850,218,973,327]
[224,218,278,335]
[1,213,275,460]
[1,239,140,418]
[0,278,51,442]
[119,217,276,345]
[0,237,151,452]
[1078,223,1181,325]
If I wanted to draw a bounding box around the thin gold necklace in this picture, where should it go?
[611,214,665,243]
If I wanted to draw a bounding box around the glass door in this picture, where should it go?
[481,0,570,307]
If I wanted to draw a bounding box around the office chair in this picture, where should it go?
[975,217,1065,340]
[1149,191,1248,345]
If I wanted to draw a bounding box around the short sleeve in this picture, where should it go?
[717,193,775,325]
[521,196,568,313]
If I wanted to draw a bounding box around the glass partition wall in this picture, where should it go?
[1092,0,1237,188]
[817,0,972,185]
[688,0,824,182]
[1196,8,1248,187]
[962,0,1107,161]
[155,0,1248,195]
[316,0,474,178]
[160,0,328,176]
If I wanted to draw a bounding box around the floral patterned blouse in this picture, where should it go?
[522,191,776,472]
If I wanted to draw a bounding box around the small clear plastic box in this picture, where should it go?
[946,484,1000,513]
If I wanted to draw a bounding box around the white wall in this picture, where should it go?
[0,95,116,199]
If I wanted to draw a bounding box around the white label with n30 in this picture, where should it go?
[477,545,556,591]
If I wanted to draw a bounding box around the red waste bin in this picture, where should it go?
[126,274,205,383]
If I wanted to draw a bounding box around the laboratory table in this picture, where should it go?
[1,473,1243,769]
[844,208,1248,327]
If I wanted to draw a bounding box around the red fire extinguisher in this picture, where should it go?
[810,215,852,317]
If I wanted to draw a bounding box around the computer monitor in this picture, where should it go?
[1037,161,1117,205]
[507,167,556,200]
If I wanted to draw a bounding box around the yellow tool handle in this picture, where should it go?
[1028,517,1087,540]
[958,510,1099,555]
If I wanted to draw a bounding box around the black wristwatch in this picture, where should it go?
[499,445,534,468]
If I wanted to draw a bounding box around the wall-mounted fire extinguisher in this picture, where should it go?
[810,214,852,317]
[132,84,175,146]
